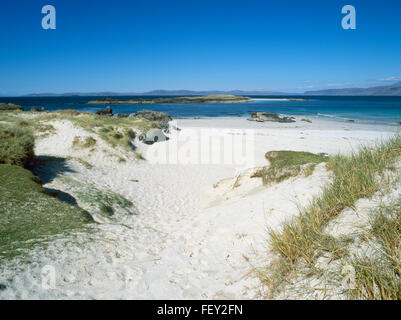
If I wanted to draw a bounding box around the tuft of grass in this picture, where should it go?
[349,199,401,299]
[0,164,92,261]
[0,125,35,166]
[257,136,401,296]
[72,136,97,149]
[134,152,144,160]
[252,151,327,184]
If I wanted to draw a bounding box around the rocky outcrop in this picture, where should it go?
[96,106,113,116]
[0,103,23,111]
[130,110,172,131]
[247,112,295,123]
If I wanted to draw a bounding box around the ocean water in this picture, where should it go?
[1,96,401,126]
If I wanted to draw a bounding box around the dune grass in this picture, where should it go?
[50,112,156,154]
[257,136,401,297]
[0,113,55,138]
[349,199,401,299]
[252,151,327,185]
[0,125,35,166]
[0,164,92,262]
[72,136,97,150]
[0,124,93,263]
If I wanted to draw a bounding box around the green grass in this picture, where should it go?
[72,136,97,149]
[0,113,55,137]
[1,111,153,158]
[52,112,155,154]
[349,199,401,299]
[0,125,35,166]
[252,151,327,184]
[256,136,401,297]
[0,103,23,111]
[0,164,92,261]
[57,177,136,219]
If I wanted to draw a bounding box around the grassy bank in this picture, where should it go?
[252,151,327,184]
[0,125,34,166]
[0,124,92,262]
[350,198,401,299]
[256,136,401,297]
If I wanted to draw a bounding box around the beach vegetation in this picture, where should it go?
[349,198,401,299]
[0,125,35,166]
[256,136,401,297]
[0,103,23,111]
[72,136,97,149]
[0,164,92,262]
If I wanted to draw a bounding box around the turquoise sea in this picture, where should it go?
[1,96,401,126]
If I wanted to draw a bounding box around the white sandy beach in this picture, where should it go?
[0,116,399,299]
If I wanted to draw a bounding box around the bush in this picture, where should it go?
[0,125,35,166]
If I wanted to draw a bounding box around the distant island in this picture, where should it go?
[24,90,296,97]
[88,95,253,104]
[18,81,401,98]
[305,81,401,96]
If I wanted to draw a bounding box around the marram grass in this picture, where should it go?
[257,136,401,297]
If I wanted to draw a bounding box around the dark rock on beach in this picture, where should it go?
[247,112,296,123]
[131,110,172,122]
[130,110,172,131]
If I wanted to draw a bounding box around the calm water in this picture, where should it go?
[1,96,401,126]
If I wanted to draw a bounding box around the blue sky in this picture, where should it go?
[0,0,400,95]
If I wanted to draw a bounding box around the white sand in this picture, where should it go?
[0,117,398,299]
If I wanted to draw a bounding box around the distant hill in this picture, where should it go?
[22,81,401,97]
[305,81,401,96]
[24,89,295,97]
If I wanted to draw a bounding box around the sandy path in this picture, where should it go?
[0,117,397,299]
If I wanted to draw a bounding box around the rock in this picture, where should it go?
[96,106,113,116]
[247,112,295,123]
[0,103,23,111]
[131,110,172,122]
[130,110,172,131]
[0,283,6,291]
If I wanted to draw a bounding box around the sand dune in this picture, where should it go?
[0,117,397,299]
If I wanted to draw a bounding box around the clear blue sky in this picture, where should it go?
[1,0,401,95]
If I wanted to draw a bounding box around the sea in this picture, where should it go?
[1,96,401,126]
